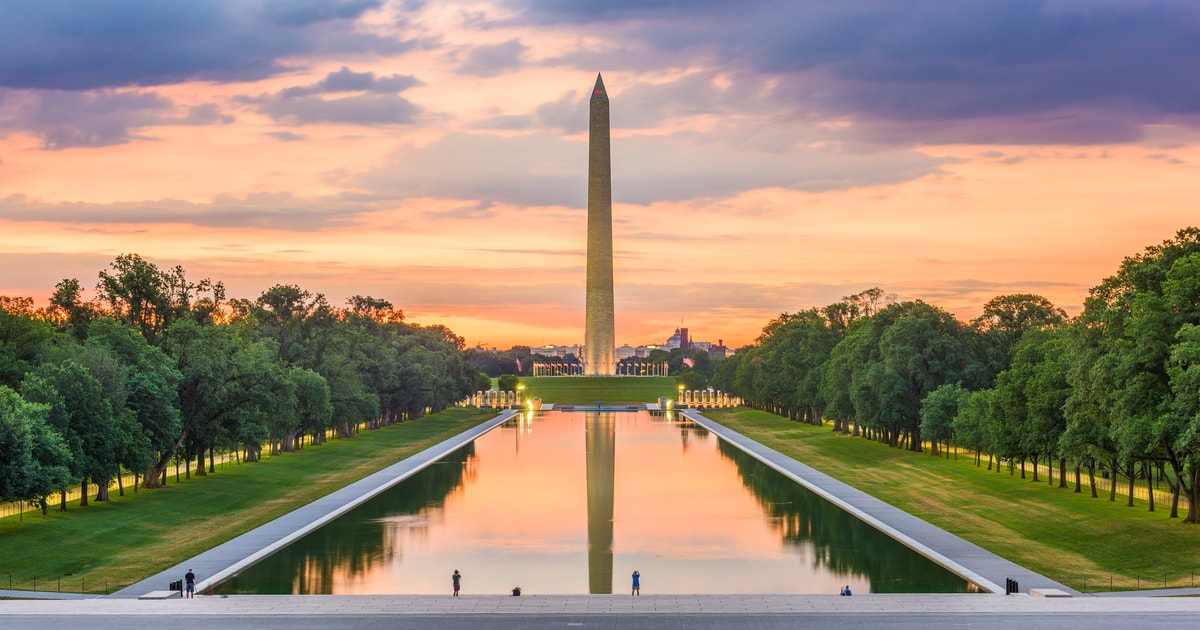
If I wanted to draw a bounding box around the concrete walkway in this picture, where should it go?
[683,410,1076,596]
[112,410,517,598]
[3,593,1200,616]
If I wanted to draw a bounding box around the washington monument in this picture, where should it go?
[584,73,615,376]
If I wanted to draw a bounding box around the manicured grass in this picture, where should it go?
[0,408,495,594]
[520,376,677,404]
[705,408,1200,592]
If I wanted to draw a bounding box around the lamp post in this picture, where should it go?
[517,384,525,406]
[677,384,685,406]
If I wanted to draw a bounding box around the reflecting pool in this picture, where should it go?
[223,410,970,595]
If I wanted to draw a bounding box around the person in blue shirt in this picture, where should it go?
[632,570,640,596]
[840,585,852,596]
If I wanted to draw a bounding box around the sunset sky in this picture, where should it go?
[1,0,1197,349]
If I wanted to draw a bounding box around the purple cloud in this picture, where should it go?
[280,67,420,97]
[456,39,530,77]
[2,89,174,149]
[508,0,1200,144]
[0,0,405,90]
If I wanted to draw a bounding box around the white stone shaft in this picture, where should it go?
[584,73,615,376]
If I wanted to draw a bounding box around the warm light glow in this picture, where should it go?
[2,3,1197,348]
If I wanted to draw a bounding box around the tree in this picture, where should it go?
[21,360,122,508]
[750,310,837,424]
[157,319,279,485]
[952,389,992,467]
[920,383,966,457]
[1067,229,1200,520]
[497,374,520,392]
[1022,330,1072,487]
[96,254,223,346]
[0,386,71,514]
[677,369,708,391]
[972,293,1067,373]
[833,301,986,450]
[47,278,100,341]
[0,297,55,388]
[86,318,182,492]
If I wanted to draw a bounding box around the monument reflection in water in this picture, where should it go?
[223,411,970,595]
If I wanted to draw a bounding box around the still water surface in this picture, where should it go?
[224,410,969,595]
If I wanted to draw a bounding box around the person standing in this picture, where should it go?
[184,569,196,599]
[452,570,462,596]
[631,570,640,596]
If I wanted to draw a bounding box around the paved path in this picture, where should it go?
[683,410,1076,595]
[3,593,1199,615]
[113,410,517,598]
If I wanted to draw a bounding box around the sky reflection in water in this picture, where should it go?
[224,410,969,595]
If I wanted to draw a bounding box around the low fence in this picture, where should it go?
[1,573,123,595]
[1059,571,1200,593]
[0,449,241,520]
[1005,458,1186,512]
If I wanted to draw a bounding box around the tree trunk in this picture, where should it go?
[1188,467,1200,524]
[59,485,68,512]
[1170,477,1181,519]
[145,430,188,489]
[80,479,89,507]
[1108,459,1118,502]
[1059,458,1067,489]
[209,446,216,473]
[96,479,109,502]
[1145,462,1155,512]
[1074,464,1081,493]
[1088,463,1097,498]
[1126,462,1136,507]
[1030,455,1038,482]
[118,472,125,497]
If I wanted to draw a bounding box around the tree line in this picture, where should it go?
[0,254,486,514]
[468,345,717,389]
[713,228,1200,523]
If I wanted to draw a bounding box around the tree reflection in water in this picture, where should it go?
[224,443,476,594]
[715,440,972,593]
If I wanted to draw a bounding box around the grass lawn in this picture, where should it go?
[0,408,495,594]
[520,376,677,404]
[705,408,1200,592]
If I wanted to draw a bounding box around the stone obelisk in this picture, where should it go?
[584,73,615,376]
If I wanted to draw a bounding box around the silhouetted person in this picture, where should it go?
[452,570,462,596]
[184,569,196,599]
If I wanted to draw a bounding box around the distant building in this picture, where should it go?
[665,327,690,351]
[530,334,734,365]
[531,344,581,358]
[708,339,733,359]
